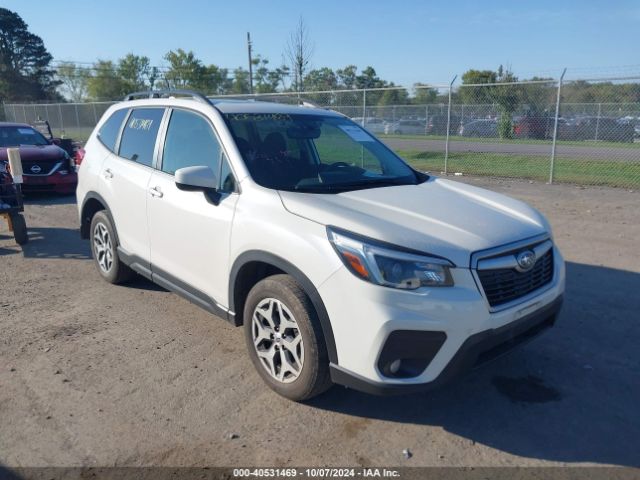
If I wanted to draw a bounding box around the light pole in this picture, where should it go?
[247,32,254,94]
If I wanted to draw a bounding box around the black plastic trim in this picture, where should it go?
[377,330,447,378]
[116,247,151,279]
[228,250,338,364]
[79,192,115,240]
[330,295,563,395]
[124,89,210,104]
[116,248,235,325]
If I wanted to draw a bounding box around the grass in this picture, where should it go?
[396,149,640,189]
[380,133,640,150]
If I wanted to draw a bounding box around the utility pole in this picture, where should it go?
[247,32,254,94]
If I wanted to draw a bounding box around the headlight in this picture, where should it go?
[327,227,454,289]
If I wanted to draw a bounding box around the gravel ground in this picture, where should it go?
[0,177,639,468]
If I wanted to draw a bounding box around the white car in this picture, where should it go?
[77,90,565,401]
[384,119,426,135]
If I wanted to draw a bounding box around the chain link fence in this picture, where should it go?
[4,76,640,188]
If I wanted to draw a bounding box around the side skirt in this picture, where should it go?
[117,247,237,325]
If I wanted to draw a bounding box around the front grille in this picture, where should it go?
[22,159,61,176]
[478,249,554,307]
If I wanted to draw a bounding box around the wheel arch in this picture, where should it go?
[229,250,338,364]
[80,192,117,242]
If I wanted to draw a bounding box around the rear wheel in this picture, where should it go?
[90,210,135,284]
[10,214,28,245]
[244,274,332,401]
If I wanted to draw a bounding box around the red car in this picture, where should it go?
[0,122,77,194]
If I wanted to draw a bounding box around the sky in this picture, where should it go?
[5,0,640,86]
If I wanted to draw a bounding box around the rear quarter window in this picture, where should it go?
[97,108,129,152]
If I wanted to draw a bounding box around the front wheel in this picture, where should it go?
[244,274,332,401]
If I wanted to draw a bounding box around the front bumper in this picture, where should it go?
[330,295,563,395]
[318,245,565,393]
[22,172,78,194]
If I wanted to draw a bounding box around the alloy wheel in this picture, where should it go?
[93,222,114,273]
[252,297,304,383]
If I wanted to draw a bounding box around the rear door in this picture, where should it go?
[99,107,166,266]
[147,108,239,307]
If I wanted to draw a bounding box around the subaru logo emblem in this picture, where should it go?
[515,250,536,272]
[30,164,42,174]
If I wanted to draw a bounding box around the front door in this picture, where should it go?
[147,108,239,308]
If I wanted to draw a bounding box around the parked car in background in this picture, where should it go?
[426,114,459,135]
[0,122,77,194]
[617,116,640,139]
[458,119,498,138]
[31,120,79,159]
[513,115,556,140]
[351,117,387,134]
[384,119,426,135]
[559,116,635,142]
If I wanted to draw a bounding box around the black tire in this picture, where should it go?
[89,210,135,284]
[244,274,332,401]
[11,214,28,245]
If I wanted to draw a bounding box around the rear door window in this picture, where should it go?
[97,108,128,152]
[118,108,165,167]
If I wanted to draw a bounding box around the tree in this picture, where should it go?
[163,49,229,94]
[492,65,519,138]
[336,65,357,89]
[519,76,555,115]
[355,66,384,90]
[163,49,205,89]
[413,83,437,104]
[304,67,338,92]
[86,60,129,100]
[378,87,408,106]
[0,8,59,101]
[252,55,281,93]
[269,63,290,91]
[284,16,314,92]
[459,69,497,105]
[118,53,150,92]
[460,66,519,138]
[57,61,88,101]
[230,67,250,94]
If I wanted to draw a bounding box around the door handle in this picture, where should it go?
[103,168,113,179]
[149,186,163,198]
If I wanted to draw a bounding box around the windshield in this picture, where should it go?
[224,113,423,193]
[0,126,50,147]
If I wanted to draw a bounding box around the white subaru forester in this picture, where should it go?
[77,90,565,401]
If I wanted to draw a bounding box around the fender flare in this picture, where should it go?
[229,250,338,364]
[79,191,118,242]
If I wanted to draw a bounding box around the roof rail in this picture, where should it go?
[123,89,210,104]
[299,100,322,109]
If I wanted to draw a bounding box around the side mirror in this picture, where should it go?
[175,166,218,191]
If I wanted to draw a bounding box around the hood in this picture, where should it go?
[0,144,66,163]
[278,177,549,267]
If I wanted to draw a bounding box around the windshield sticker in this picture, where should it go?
[17,128,36,135]
[339,125,374,142]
